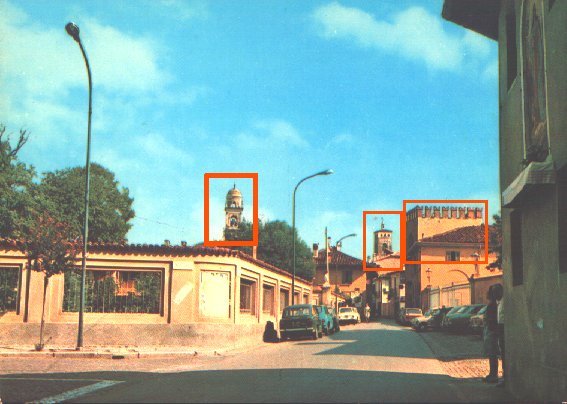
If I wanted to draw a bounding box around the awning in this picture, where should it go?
[502,155,556,208]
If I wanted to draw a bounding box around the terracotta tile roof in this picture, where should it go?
[420,225,488,244]
[0,238,311,283]
[314,248,363,266]
[373,253,401,269]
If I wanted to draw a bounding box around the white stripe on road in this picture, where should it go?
[31,380,123,403]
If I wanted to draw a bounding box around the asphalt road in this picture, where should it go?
[0,321,513,403]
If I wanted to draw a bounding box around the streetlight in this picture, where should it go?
[291,169,333,305]
[66,22,92,349]
[333,233,356,312]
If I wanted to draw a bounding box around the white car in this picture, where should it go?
[338,307,361,325]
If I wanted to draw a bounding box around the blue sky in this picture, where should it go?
[0,0,499,260]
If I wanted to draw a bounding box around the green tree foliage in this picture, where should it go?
[38,163,135,243]
[21,213,79,350]
[0,124,37,238]
[225,219,315,280]
[488,213,502,269]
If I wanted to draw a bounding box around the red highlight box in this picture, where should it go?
[204,173,258,247]
[362,211,404,272]
[402,199,489,265]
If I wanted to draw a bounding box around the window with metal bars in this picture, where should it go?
[0,267,19,313]
[63,270,162,314]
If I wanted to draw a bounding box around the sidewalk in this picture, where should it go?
[417,328,503,379]
[0,343,251,359]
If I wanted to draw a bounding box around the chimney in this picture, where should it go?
[164,240,171,247]
[181,241,187,247]
[442,207,449,218]
[458,207,466,218]
[312,243,319,258]
[466,207,474,219]
[433,207,441,218]
[475,207,483,219]
[252,246,257,259]
[425,207,432,217]
[450,207,457,218]
[414,206,422,218]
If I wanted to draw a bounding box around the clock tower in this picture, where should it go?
[225,183,243,230]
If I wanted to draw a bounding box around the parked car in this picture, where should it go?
[315,305,334,335]
[411,307,453,331]
[441,306,462,329]
[468,305,488,335]
[279,304,322,340]
[442,304,485,333]
[398,308,423,325]
[338,306,360,325]
[329,307,341,333]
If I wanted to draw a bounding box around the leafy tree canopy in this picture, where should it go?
[488,213,502,269]
[37,163,135,243]
[0,124,37,238]
[225,219,315,280]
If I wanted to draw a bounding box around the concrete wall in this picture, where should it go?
[497,1,567,400]
[0,245,312,347]
[0,322,266,348]
[470,274,503,305]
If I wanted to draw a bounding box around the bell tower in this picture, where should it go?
[225,183,243,230]
[373,219,393,258]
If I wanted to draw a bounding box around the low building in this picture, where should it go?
[312,242,367,306]
[0,239,312,347]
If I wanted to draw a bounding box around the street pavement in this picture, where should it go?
[0,320,514,403]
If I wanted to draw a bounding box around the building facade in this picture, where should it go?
[405,222,501,310]
[443,1,567,400]
[312,242,367,306]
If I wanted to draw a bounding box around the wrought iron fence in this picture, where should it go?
[0,268,19,313]
[63,270,162,314]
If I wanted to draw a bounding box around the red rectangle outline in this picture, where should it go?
[204,173,259,247]
[402,199,489,265]
[362,211,404,272]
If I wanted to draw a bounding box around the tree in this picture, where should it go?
[21,213,79,350]
[225,219,315,280]
[0,124,37,238]
[37,163,135,243]
[487,213,502,269]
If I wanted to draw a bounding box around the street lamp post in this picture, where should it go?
[291,169,333,305]
[333,233,356,313]
[66,22,92,349]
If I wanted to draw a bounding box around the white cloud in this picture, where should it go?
[158,0,208,21]
[137,132,193,165]
[0,2,202,165]
[236,119,309,149]
[483,60,498,81]
[313,2,493,72]
[327,132,354,147]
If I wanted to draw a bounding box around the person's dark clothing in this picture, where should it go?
[485,302,498,331]
[483,301,500,380]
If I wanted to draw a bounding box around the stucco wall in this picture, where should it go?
[498,1,567,400]
[0,245,312,347]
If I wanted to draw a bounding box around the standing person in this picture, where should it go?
[483,285,500,383]
[493,283,505,387]
[364,303,371,323]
